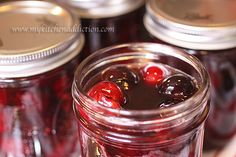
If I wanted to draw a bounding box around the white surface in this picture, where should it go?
[203,134,236,157]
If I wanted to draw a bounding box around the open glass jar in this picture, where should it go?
[56,0,145,59]
[0,1,84,156]
[72,43,210,157]
[143,0,236,149]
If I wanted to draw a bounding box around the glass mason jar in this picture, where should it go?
[56,0,145,59]
[143,0,236,149]
[72,43,210,157]
[0,1,84,156]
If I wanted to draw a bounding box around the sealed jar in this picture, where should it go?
[0,1,84,156]
[56,0,145,59]
[72,43,210,157]
[143,0,236,149]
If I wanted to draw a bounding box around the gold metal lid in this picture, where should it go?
[144,0,236,50]
[57,0,145,18]
[0,1,84,78]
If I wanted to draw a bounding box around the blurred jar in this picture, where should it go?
[0,1,84,156]
[56,0,145,59]
[142,0,236,149]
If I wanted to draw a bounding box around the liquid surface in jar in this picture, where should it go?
[86,62,198,110]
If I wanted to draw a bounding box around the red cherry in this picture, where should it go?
[95,93,121,109]
[142,65,164,86]
[74,103,90,122]
[87,81,124,109]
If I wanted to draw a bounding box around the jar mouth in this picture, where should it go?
[73,43,210,124]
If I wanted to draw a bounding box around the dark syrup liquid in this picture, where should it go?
[87,63,197,110]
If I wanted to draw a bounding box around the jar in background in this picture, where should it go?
[0,1,84,156]
[143,0,236,149]
[56,0,145,59]
[72,43,210,157]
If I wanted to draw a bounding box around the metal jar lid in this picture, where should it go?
[56,0,145,19]
[0,1,84,78]
[144,0,236,50]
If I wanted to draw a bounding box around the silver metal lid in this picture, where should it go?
[0,1,84,78]
[57,0,145,18]
[144,0,236,50]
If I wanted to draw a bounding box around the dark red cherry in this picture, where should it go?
[142,65,164,86]
[102,67,139,91]
[53,74,70,97]
[0,88,7,106]
[87,81,124,109]
[159,74,197,104]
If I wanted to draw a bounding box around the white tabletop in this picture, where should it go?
[203,134,236,157]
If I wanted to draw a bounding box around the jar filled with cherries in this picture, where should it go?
[0,1,84,156]
[56,0,145,59]
[143,0,236,149]
[72,43,210,157]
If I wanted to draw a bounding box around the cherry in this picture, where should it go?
[102,67,139,91]
[53,74,70,97]
[159,74,197,104]
[75,103,90,122]
[0,88,7,106]
[87,81,124,109]
[142,65,164,86]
